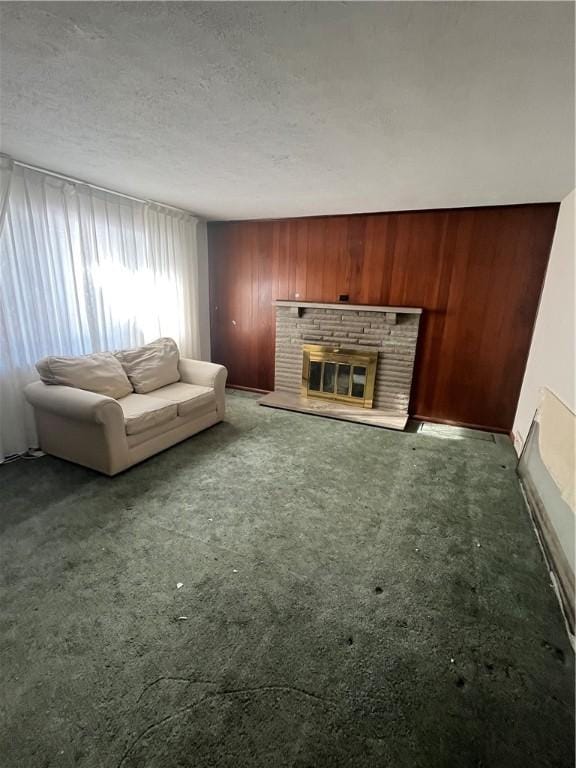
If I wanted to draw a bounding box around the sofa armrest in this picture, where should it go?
[24,381,123,425]
[24,381,129,475]
[178,359,227,418]
[178,359,226,388]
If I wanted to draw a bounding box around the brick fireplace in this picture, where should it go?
[259,301,422,430]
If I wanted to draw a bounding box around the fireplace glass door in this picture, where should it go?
[301,345,377,408]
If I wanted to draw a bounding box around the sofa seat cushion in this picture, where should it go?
[118,393,178,435]
[146,382,216,418]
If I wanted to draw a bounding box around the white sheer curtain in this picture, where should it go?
[0,160,200,461]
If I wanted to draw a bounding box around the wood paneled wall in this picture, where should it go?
[208,204,559,431]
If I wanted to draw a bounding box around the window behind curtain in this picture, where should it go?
[0,163,200,460]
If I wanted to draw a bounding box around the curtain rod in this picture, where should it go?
[9,157,197,217]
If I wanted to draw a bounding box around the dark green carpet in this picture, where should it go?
[1,391,573,768]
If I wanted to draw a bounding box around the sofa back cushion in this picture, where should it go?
[115,337,180,394]
[36,352,133,399]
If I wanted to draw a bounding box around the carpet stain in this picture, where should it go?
[541,640,566,664]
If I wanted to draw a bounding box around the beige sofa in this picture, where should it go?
[24,338,227,476]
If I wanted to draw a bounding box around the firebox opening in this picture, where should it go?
[301,344,378,408]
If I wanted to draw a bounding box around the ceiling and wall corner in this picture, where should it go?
[195,220,212,362]
[0,2,574,220]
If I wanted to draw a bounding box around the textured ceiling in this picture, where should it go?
[0,2,574,220]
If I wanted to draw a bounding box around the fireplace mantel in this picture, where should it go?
[275,300,422,315]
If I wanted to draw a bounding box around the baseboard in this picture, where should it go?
[226,384,271,395]
[412,413,509,435]
[519,472,575,636]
